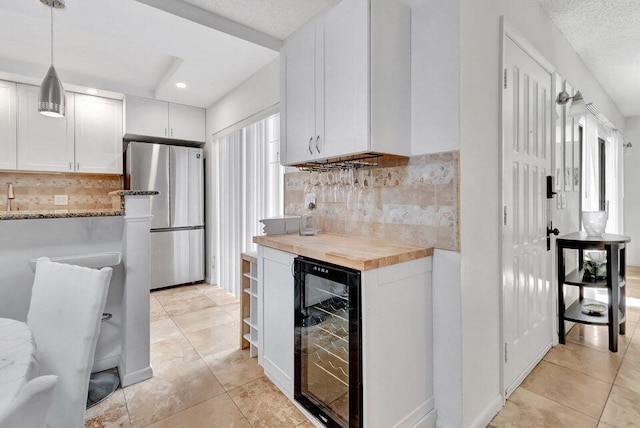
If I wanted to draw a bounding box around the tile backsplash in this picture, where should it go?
[284,151,460,251]
[0,172,122,211]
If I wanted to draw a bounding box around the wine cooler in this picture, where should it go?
[294,256,362,428]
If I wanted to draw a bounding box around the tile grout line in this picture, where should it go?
[154,284,260,427]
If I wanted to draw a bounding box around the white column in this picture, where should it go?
[119,195,154,387]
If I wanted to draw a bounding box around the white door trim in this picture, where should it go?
[498,16,557,400]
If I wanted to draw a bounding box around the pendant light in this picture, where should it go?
[38,0,66,118]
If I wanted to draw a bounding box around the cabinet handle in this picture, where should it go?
[69,162,72,171]
[77,162,80,170]
[308,137,313,155]
[315,135,320,153]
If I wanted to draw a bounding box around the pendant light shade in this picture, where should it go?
[39,64,65,117]
[38,0,66,118]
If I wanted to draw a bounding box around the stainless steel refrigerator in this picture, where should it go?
[126,142,205,290]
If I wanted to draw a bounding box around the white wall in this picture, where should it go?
[205,58,280,139]
[204,58,280,282]
[432,249,463,428]
[411,0,460,155]
[0,217,125,370]
[624,115,640,266]
[458,0,625,426]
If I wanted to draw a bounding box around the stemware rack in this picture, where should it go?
[294,153,382,172]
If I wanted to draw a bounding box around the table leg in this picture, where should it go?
[620,246,626,335]
[607,244,619,352]
[557,245,565,344]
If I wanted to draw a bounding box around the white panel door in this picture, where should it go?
[75,94,123,174]
[502,36,553,396]
[282,23,317,165]
[124,95,168,138]
[17,84,75,172]
[0,80,17,170]
[320,0,369,158]
[168,103,205,142]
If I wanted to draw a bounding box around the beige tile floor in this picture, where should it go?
[87,268,640,427]
[490,266,640,427]
[85,283,312,428]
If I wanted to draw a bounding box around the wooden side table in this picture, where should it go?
[556,232,631,352]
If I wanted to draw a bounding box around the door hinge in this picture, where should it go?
[503,68,508,89]
[503,206,507,226]
[504,343,508,363]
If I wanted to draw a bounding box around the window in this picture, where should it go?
[212,113,283,295]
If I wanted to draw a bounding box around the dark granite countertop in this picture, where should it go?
[108,190,160,196]
[0,209,123,221]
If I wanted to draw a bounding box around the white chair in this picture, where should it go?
[0,375,58,428]
[27,258,112,428]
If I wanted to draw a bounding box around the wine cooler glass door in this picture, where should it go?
[295,258,361,428]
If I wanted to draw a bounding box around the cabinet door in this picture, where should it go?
[75,94,123,174]
[17,84,74,172]
[320,0,369,158]
[281,23,317,165]
[124,95,168,138]
[168,103,205,142]
[0,80,17,170]
[261,249,295,394]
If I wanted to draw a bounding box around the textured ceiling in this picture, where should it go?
[181,0,340,39]
[538,0,640,117]
[0,0,278,108]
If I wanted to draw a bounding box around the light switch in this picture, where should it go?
[54,195,68,206]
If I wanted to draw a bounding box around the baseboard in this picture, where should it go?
[91,354,120,373]
[120,365,154,387]
[468,395,504,428]
[393,397,435,428]
[413,408,437,428]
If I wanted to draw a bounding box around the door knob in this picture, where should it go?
[546,224,560,251]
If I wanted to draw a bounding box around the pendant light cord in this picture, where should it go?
[50,4,54,65]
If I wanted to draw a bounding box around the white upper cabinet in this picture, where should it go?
[280,0,411,166]
[124,95,205,142]
[0,80,17,170]
[17,84,75,172]
[75,94,123,174]
[168,103,206,142]
[281,23,317,165]
[124,95,168,139]
[320,0,369,159]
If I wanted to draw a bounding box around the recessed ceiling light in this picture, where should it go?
[176,82,187,89]
[86,88,98,95]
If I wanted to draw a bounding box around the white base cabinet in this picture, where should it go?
[257,245,435,427]
[258,246,296,396]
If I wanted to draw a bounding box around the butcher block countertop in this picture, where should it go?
[253,233,432,271]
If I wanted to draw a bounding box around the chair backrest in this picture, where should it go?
[0,375,58,428]
[27,258,112,428]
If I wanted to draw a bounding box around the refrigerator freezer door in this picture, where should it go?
[150,229,191,289]
[127,142,170,229]
[170,146,204,228]
[188,149,205,226]
[189,228,205,283]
